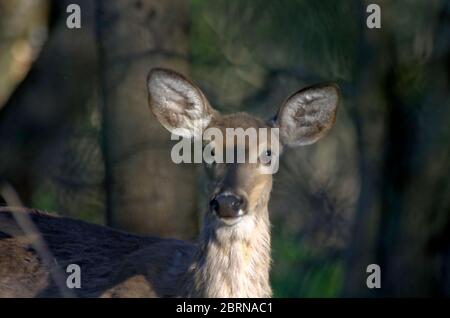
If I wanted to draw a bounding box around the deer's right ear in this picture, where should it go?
[147,68,217,139]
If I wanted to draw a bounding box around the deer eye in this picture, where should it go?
[259,149,272,166]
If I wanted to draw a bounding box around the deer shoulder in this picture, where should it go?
[0,209,195,297]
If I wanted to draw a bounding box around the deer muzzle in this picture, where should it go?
[210,192,247,219]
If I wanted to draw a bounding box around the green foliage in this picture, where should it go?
[31,180,103,224]
[190,0,359,78]
[271,231,343,297]
[31,181,59,214]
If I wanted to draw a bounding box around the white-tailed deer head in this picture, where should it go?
[148,68,339,230]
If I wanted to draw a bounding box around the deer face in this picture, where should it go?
[147,68,340,230]
[202,113,276,226]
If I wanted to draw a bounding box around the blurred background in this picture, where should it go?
[0,0,449,297]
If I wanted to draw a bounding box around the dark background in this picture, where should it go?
[0,0,449,297]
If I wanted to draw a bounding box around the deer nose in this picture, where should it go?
[210,193,247,219]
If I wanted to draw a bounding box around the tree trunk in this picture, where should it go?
[96,0,198,239]
[0,0,97,205]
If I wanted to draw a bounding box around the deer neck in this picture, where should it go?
[185,204,272,298]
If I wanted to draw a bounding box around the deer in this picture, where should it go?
[0,68,339,298]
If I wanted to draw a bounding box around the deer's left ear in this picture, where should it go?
[275,83,340,147]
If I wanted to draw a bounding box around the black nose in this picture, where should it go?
[210,193,247,219]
